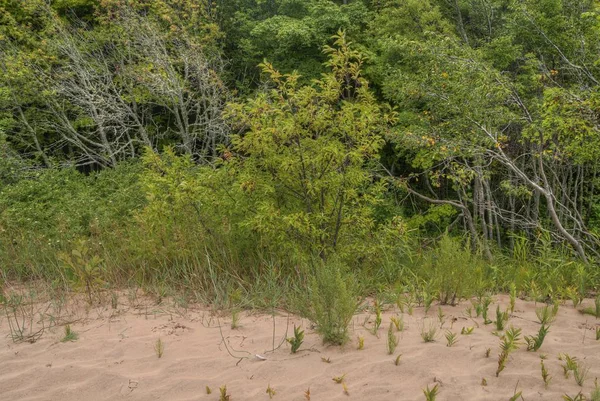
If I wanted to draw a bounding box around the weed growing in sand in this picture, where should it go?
[481,378,487,386]
[61,325,78,342]
[581,295,600,318]
[304,258,358,345]
[321,356,332,363]
[536,304,558,325]
[573,362,589,386]
[304,387,311,400]
[332,374,346,384]
[422,384,439,401]
[370,302,382,336]
[390,315,404,332]
[509,283,517,314]
[461,327,474,335]
[287,325,304,354]
[509,390,524,401]
[496,327,521,377]
[342,382,350,396]
[2,294,44,343]
[596,327,600,341]
[154,338,164,358]
[266,384,276,399]
[420,320,438,343]
[230,309,241,329]
[480,297,493,325]
[559,353,578,378]
[357,336,364,350]
[423,288,434,314]
[591,379,600,401]
[219,385,230,401]
[563,392,585,401]
[564,287,582,308]
[495,306,509,331]
[485,348,491,358]
[445,330,458,347]
[206,386,212,394]
[394,354,402,365]
[387,323,399,354]
[525,325,549,352]
[437,307,446,328]
[397,293,415,316]
[541,359,551,388]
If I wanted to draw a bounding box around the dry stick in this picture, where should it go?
[216,316,252,366]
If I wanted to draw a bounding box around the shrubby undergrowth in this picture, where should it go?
[1,31,599,345]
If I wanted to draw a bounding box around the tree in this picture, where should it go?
[225,31,395,260]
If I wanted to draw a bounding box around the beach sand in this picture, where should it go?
[1,292,599,400]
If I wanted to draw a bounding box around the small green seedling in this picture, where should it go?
[591,378,600,401]
[390,315,404,332]
[219,385,230,401]
[357,336,364,350]
[509,283,517,314]
[342,382,350,396]
[387,323,399,354]
[321,356,332,363]
[230,309,241,329]
[461,326,474,335]
[481,378,487,386]
[482,297,493,325]
[420,320,438,343]
[596,327,600,341]
[574,362,589,386]
[445,330,458,347]
[541,359,551,388]
[206,386,212,394]
[154,337,164,358]
[370,303,382,336]
[437,307,446,328]
[485,348,491,358]
[394,354,402,366]
[304,387,311,400]
[495,306,509,331]
[423,384,439,401]
[332,374,346,384]
[266,384,276,399]
[61,325,78,342]
[581,295,600,318]
[562,392,585,401]
[536,303,558,325]
[287,325,304,354]
[525,325,549,352]
[559,353,578,379]
[496,327,522,377]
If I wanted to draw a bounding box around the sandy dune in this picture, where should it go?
[1,293,599,400]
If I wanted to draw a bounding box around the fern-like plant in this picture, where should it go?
[525,325,549,352]
[496,326,522,377]
[287,325,304,354]
[423,384,439,401]
[445,330,458,347]
[536,304,558,325]
[387,323,399,354]
[495,306,509,331]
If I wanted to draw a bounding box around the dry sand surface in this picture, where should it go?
[1,292,600,401]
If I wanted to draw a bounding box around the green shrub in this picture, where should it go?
[419,234,484,305]
[302,258,359,345]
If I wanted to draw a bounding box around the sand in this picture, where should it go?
[1,291,599,401]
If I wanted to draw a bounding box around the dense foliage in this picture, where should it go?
[1,0,600,338]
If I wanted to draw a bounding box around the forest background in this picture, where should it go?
[1,0,599,329]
